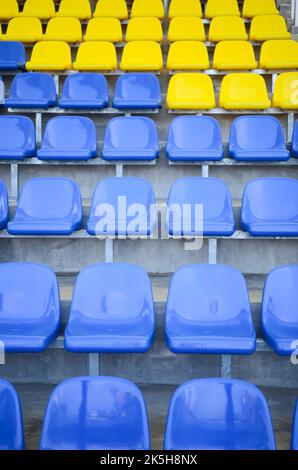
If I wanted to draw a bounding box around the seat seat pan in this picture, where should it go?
[5,98,55,109]
[243,222,298,236]
[167,335,256,354]
[231,149,290,161]
[102,149,158,161]
[167,149,224,161]
[7,220,79,235]
[37,149,97,161]
[59,98,108,109]
[65,334,152,353]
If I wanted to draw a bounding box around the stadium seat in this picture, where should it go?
[5,73,57,109]
[250,15,291,41]
[0,263,60,352]
[259,40,298,69]
[241,178,298,236]
[213,41,257,70]
[0,116,35,160]
[291,120,298,157]
[166,116,224,161]
[0,0,19,20]
[273,72,298,109]
[205,0,240,18]
[26,41,72,71]
[87,177,157,236]
[261,265,298,355]
[220,74,271,110]
[113,73,161,109]
[209,16,248,42]
[229,116,289,161]
[166,73,216,110]
[65,263,155,352]
[167,41,209,70]
[0,42,25,70]
[0,379,24,450]
[131,0,165,19]
[93,0,128,19]
[164,379,276,450]
[37,117,97,161]
[165,265,256,353]
[59,73,109,109]
[292,401,298,450]
[102,117,159,161]
[126,17,163,42]
[120,41,163,71]
[73,42,117,71]
[8,178,83,235]
[84,18,122,42]
[3,17,42,43]
[242,0,279,18]
[56,0,91,19]
[168,17,206,42]
[20,0,55,19]
[42,18,82,43]
[168,0,203,19]
[39,377,150,450]
[0,180,8,229]
[167,177,235,236]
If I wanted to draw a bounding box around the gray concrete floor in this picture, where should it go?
[15,383,297,450]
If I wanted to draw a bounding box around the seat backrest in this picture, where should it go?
[168,17,206,42]
[126,17,163,42]
[40,376,150,450]
[56,0,91,19]
[209,16,248,41]
[6,17,42,41]
[164,378,276,450]
[0,0,19,20]
[0,379,24,450]
[61,73,108,101]
[94,0,128,19]
[250,14,290,40]
[0,42,26,68]
[243,0,278,17]
[0,115,35,151]
[85,18,122,42]
[75,41,117,67]
[167,116,222,150]
[104,117,158,149]
[45,17,82,40]
[273,72,298,109]
[213,40,257,68]
[41,116,97,151]
[230,116,286,151]
[29,41,71,67]
[205,0,240,18]
[9,72,56,102]
[220,73,270,109]
[114,73,161,103]
[21,0,56,18]
[168,0,202,18]
[131,0,165,18]
[166,73,216,109]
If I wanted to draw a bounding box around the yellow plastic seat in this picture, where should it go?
[168,0,203,19]
[20,0,55,19]
[166,73,216,109]
[56,0,91,20]
[120,41,163,71]
[3,17,42,43]
[84,18,122,42]
[242,0,279,18]
[26,41,72,71]
[131,0,165,19]
[168,17,205,42]
[209,16,248,42]
[126,17,163,42]
[205,0,240,18]
[43,18,82,43]
[93,0,128,19]
[250,15,290,41]
[272,72,298,109]
[213,41,257,70]
[73,42,117,71]
[259,40,298,69]
[219,73,271,109]
[167,41,209,70]
[0,0,19,20]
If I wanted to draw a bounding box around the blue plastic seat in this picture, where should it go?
[87,177,157,236]
[5,73,57,109]
[241,178,298,236]
[0,180,8,229]
[167,177,235,236]
[8,177,82,235]
[102,117,159,161]
[291,120,298,158]
[166,265,256,354]
[65,263,155,352]
[166,116,224,161]
[59,73,109,109]
[0,116,35,160]
[0,42,25,70]
[37,116,97,161]
[0,262,60,352]
[113,73,161,109]
[0,379,24,450]
[261,265,298,355]
[292,400,298,450]
[39,376,150,450]
[164,378,276,450]
[229,116,289,161]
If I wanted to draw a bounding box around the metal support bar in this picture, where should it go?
[288,113,295,143]
[10,164,19,200]
[272,73,277,95]
[35,113,42,145]
[53,74,59,94]
[202,165,209,177]
[208,238,217,264]
[88,353,100,376]
[220,355,232,379]
[105,238,114,263]
[116,164,123,177]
